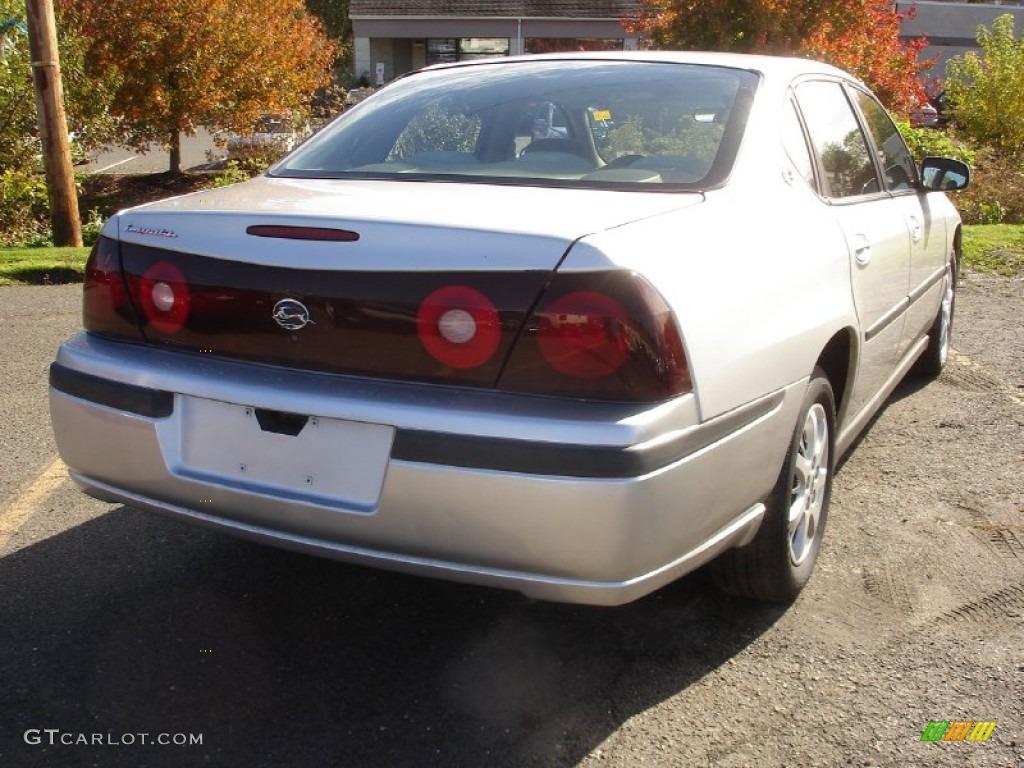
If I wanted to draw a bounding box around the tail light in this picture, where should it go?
[499,271,691,401]
[417,285,501,369]
[82,236,145,341]
[536,291,630,378]
[137,261,192,334]
[85,241,193,340]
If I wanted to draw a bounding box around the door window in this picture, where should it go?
[849,89,919,192]
[795,81,881,199]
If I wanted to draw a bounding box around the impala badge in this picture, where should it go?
[272,298,314,331]
[125,223,178,239]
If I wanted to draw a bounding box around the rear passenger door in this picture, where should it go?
[794,80,911,421]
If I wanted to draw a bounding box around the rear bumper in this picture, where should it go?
[50,333,803,605]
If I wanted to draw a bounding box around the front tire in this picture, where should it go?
[712,369,836,602]
[913,255,957,378]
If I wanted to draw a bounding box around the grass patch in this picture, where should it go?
[962,224,1024,277]
[0,246,90,286]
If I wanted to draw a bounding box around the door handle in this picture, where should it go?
[852,234,872,266]
[907,215,922,243]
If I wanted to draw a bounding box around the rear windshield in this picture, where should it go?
[272,60,758,190]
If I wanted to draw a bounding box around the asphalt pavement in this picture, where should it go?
[83,128,224,175]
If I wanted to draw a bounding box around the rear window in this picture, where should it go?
[273,60,758,190]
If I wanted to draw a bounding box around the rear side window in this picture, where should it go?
[781,98,816,190]
[795,81,880,199]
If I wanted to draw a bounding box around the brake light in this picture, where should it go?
[246,225,360,242]
[499,272,691,401]
[417,285,501,369]
[138,261,191,334]
[82,237,144,341]
[536,291,630,378]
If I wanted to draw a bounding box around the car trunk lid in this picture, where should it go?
[118,176,699,271]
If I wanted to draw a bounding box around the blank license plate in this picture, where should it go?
[165,396,394,512]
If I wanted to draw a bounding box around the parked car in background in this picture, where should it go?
[51,52,968,606]
[910,99,940,127]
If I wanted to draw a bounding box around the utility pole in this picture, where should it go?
[26,0,81,247]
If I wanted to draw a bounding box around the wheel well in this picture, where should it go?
[815,330,854,419]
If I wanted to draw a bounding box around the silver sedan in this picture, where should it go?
[50,52,968,605]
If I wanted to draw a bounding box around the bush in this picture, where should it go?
[944,14,1024,159]
[311,83,348,123]
[896,121,975,166]
[212,159,265,188]
[81,208,106,246]
[896,122,1023,225]
[0,168,52,246]
[1,170,108,246]
[953,147,1024,225]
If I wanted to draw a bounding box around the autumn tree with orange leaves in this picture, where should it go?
[623,0,929,114]
[66,0,338,172]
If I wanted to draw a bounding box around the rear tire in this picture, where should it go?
[712,369,836,602]
[913,255,957,379]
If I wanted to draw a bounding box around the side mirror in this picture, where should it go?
[920,157,970,191]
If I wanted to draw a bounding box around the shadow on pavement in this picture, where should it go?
[0,506,786,767]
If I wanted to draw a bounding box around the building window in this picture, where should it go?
[426,39,457,64]
[426,38,509,65]
[525,38,624,54]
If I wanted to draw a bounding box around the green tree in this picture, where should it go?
[69,0,339,173]
[0,7,37,171]
[0,0,115,172]
[945,14,1024,156]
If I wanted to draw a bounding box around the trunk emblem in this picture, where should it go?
[272,299,315,331]
[125,223,178,239]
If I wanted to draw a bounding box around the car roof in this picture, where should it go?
[419,50,857,85]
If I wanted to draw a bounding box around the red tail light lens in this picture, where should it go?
[500,272,691,401]
[246,225,360,242]
[536,291,630,378]
[138,261,191,334]
[82,237,144,341]
[417,285,501,369]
